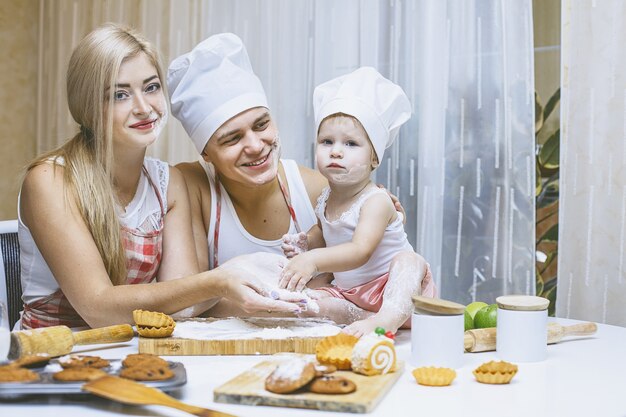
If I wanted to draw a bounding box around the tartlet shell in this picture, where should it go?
[132,309,175,328]
[136,323,175,338]
[315,333,358,370]
[412,366,456,386]
[473,360,518,384]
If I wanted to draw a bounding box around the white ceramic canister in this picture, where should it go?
[496,295,550,362]
[410,296,465,369]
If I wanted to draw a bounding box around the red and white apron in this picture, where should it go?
[21,167,165,329]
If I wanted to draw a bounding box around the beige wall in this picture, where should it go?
[0,0,38,220]
[533,0,561,148]
[533,0,561,111]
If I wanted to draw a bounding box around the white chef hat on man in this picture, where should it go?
[167,33,268,154]
[313,67,412,163]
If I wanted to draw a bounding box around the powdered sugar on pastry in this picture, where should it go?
[271,357,311,381]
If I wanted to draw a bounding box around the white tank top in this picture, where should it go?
[316,186,414,289]
[18,157,169,303]
[203,159,317,269]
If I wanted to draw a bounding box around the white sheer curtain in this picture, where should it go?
[37,0,535,304]
[558,0,626,326]
[409,1,536,303]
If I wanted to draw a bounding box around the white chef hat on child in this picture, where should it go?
[313,67,412,162]
[167,33,268,154]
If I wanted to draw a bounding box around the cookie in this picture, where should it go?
[122,353,169,368]
[12,354,51,369]
[308,375,357,394]
[314,364,337,377]
[59,355,110,369]
[265,358,316,394]
[0,367,40,383]
[120,365,174,381]
[53,367,108,382]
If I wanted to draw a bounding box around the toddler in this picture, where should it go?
[280,67,436,336]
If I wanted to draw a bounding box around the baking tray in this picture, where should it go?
[0,360,186,398]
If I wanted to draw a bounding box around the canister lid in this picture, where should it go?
[412,296,465,315]
[496,295,550,311]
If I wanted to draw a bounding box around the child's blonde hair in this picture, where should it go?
[27,23,166,285]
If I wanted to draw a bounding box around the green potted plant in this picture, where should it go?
[535,88,560,316]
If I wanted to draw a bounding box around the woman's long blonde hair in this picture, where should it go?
[28,23,166,285]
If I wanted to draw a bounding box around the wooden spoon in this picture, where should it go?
[83,375,237,417]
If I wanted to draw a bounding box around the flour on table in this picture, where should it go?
[172,318,341,340]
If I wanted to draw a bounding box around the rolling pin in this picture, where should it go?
[8,324,134,359]
[464,322,597,353]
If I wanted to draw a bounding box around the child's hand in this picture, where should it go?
[281,232,308,258]
[279,253,318,292]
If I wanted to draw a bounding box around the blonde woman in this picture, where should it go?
[17,24,301,329]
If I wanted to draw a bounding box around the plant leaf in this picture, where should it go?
[535,92,544,134]
[543,88,561,123]
[535,162,543,196]
[543,277,558,291]
[535,266,544,295]
[539,129,560,170]
[539,249,558,275]
[540,224,559,242]
[542,281,558,316]
[537,199,559,227]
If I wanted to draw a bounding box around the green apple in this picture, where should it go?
[464,310,473,331]
[465,301,488,319]
[474,304,498,329]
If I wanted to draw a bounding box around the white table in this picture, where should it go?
[1,318,625,417]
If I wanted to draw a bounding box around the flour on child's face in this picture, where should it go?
[324,164,370,185]
[315,116,374,186]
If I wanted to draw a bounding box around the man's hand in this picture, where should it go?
[377,184,406,223]
[218,253,302,313]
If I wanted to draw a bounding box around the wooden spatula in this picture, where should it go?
[83,375,237,417]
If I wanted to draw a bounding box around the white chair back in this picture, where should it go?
[0,220,20,328]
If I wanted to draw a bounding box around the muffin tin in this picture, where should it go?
[0,360,186,398]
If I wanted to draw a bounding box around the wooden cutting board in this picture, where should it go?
[138,317,338,356]
[214,358,404,413]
